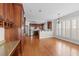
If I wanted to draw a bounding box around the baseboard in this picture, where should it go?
[55,36,79,45]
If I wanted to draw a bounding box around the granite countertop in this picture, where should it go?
[0,40,20,56]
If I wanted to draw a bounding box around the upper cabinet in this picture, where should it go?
[0,3,24,28]
[4,4,14,22]
[0,3,24,42]
[14,4,23,27]
[0,4,4,19]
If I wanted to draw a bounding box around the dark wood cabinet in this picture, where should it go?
[0,3,24,42]
[0,4,4,19]
[0,3,23,28]
[4,4,14,22]
[14,4,23,27]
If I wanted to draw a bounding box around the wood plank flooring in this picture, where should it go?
[21,36,79,56]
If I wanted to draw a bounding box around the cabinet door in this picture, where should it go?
[4,4,9,20]
[0,4,4,19]
[14,4,22,27]
[9,4,14,22]
[4,4,14,22]
[4,4,15,42]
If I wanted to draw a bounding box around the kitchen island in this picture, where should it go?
[39,30,53,39]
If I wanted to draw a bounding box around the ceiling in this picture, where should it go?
[23,3,79,23]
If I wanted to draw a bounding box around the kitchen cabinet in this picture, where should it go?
[4,3,14,42]
[0,3,24,42]
[14,4,23,27]
[0,4,4,19]
[4,4,14,22]
[3,3,24,42]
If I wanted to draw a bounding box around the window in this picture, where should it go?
[62,20,65,38]
[55,12,79,43]
[65,19,70,39]
[58,21,61,36]
[71,18,77,40]
[56,21,59,36]
[76,16,79,41]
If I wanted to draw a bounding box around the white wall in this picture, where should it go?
[0,28,4,42]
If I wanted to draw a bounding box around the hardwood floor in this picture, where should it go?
[21,36,79,56]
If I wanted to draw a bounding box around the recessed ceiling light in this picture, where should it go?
[57,13,60,15]
[38,9,42,12]
[29,10,32,12]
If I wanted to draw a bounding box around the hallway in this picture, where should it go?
[21,36,79,56]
